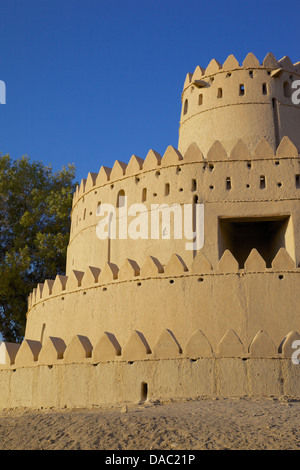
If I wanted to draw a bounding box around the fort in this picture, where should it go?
[0,52,299,409]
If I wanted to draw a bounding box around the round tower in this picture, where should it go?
[1,53,300,410]
[178,52,300,156]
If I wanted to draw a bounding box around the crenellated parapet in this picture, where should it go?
[181,52,300,93]
[22,245,300,365]
[27,247,299,311]
[71,136,299,210]
[1,327,300,408]
[1,325,300,369]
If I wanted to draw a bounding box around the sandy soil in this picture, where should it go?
[0,397,299,451]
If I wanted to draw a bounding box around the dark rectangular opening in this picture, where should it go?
[141,382,148,402]
[260,175,266,189]
[272,98,280,148]
[218,215,292,268]
[262,83,267,95]
[296,175,300,188]
[142,188,147,202]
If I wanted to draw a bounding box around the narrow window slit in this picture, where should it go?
[117,190,125,208]
[262,83,267,95]
[260,176,266,189]
[142,188,147,202]
[226,177,231,190]
[141,382,148,402]
[183,99,188,115]
[283,81,291,98]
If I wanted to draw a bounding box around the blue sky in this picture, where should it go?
[0,0,299,184]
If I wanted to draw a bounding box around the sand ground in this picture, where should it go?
[0,397,299,451]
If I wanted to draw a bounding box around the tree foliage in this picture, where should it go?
[0,154,76,342]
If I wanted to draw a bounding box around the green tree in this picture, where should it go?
[0,154,76,342]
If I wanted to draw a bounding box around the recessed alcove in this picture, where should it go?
[141,382,148,402]
[218,215,294,268]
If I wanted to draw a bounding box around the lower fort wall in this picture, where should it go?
[25,261,300,352]
[1,257,300,409]
[1,357,300,409]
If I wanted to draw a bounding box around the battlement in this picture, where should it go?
[1,325,300,369]
[1,325,300,409]
[71,136,299,209]
[28,247,299,312]
[23,245,300,360]
[181,52,300,92]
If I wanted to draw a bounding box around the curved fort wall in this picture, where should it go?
[66,138,300,275]
[25,250,300,350]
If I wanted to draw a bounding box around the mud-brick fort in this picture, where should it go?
[0,52,300,409]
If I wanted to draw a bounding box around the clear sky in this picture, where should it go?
[0,0,299,184]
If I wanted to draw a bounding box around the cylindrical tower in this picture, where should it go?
[178,52,300,156]
[18,53,300,410]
